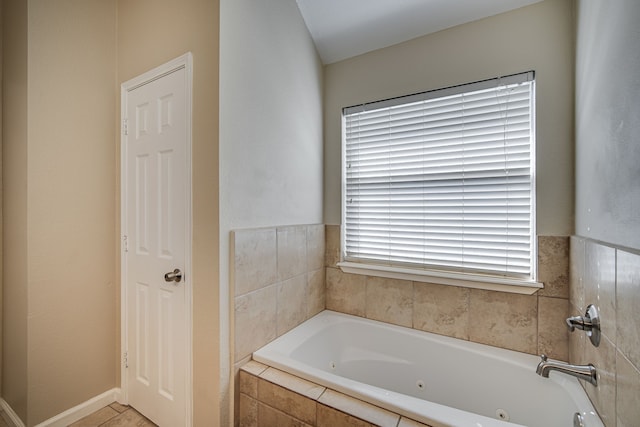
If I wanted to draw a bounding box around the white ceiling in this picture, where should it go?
[296,0,543,64]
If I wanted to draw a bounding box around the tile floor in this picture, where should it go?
[69,402,156,427]
[0,403,157,427]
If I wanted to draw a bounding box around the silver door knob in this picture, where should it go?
[164,268,183,283]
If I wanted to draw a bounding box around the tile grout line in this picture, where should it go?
[96,408,122,427]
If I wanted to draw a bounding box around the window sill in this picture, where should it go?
[337,261,543,295]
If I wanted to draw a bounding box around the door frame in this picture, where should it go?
[120,52,193,426]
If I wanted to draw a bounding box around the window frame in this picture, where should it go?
[339,72,542,294]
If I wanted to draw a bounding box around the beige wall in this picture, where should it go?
[1,1,221,425]
[323,0,575,237]
[2,0,28,421]
[1,1,117,425]
[2,1,118,425]
[25,1,117,424]
[117,1,221,425]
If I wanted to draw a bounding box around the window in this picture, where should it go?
[342,72,536,285]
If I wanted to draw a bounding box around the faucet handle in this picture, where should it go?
[540,354,548,362]
[566,316,584,332]
[565,305,601,347]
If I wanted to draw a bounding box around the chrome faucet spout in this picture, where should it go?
[536,354,598,386]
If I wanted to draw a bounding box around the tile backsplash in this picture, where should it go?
[231,224,326,425]
[232,224,326,364]
[325,225,571,361]
[569,236,640,427]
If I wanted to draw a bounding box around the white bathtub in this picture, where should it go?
[253,310,603,427]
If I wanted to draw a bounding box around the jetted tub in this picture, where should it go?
[253,310,603,427]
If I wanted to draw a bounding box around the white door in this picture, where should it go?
[122,54,192,427]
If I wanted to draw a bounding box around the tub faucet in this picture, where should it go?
[536,354,598,386]
[566,304,601,347]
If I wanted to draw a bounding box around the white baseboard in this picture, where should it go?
[33,388,122,427]
[0,398,26,427]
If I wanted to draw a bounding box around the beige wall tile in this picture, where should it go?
[537,236,570,298]
[616,350,640,427]
[258,379,317,425]
[326,267,366,317]
[325,225,341,267]
[317,404,374,427]
[260,368,326,401]
[307,224,326,271]
[585,241,616,341]
[240,371,259,399]
[258,403,313,427]
[278,226,308,281]
[413,282,469,340]
[584,335,617,427]
[241,360,269,377]
[538,296,569,361]
[235,356,253,427]
[616,249,640,368]
[307,268,326,319]
[233,229,278,296]
[365,277,413,327]
[257,403,277,427]
[277,275,308,336]
[239,394,258,427]
[469,290,538,354]
[570,237,640,427]
[570,236,586,312]
[318,389,399,427]
[234,286,277,362]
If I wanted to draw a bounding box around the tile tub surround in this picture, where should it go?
[238,360,433,427]
[325,226,570,360]
[232,224,326,363]
[569,236,640,427]
[232,224,326,425]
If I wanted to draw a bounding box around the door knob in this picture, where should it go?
[164,268,183,283]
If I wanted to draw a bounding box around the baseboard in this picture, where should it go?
[0,398,26,427]
[33,388,122,427]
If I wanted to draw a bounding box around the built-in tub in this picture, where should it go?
[253,310,603,427]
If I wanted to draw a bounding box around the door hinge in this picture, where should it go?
[124,352,129,368]
[123,118,128,136]
[123,235,129,253]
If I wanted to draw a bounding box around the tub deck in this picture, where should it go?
[239,359,433,427]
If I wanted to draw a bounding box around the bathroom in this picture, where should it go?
[1,0,639,426]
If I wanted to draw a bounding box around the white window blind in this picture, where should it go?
[343,72,535,279]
